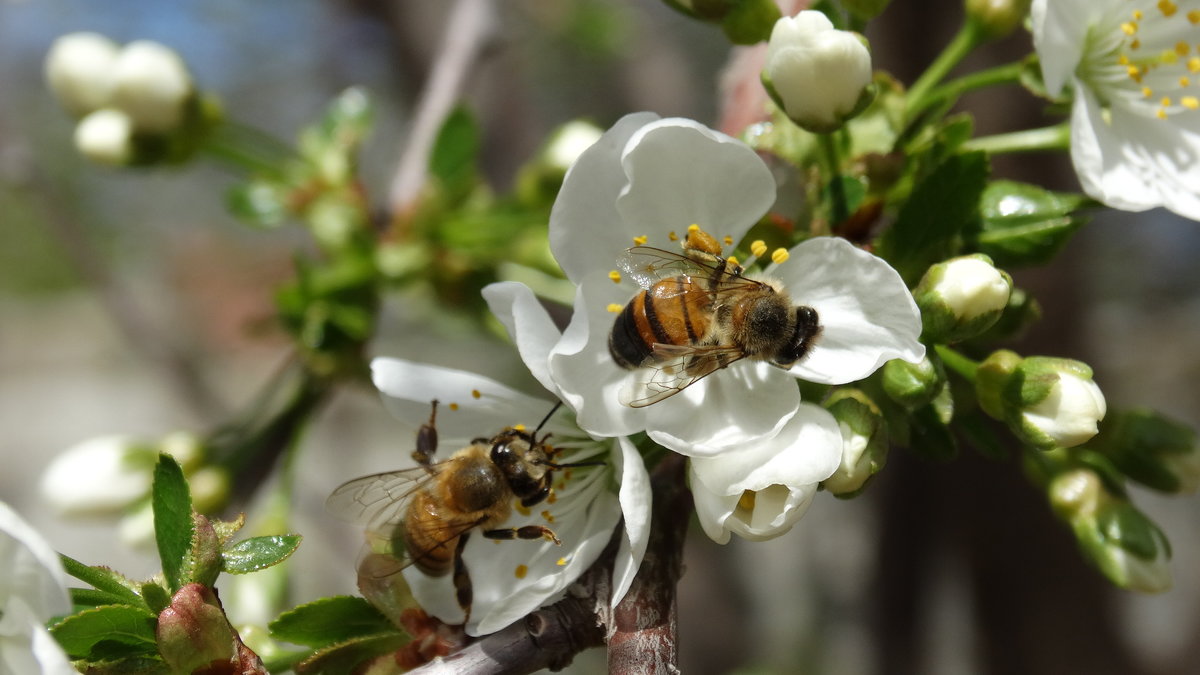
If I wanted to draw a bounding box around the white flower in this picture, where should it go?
[1031,0,1200,220]
[0,502,77,675]
[544,121,604,172]
[689,403,842,543]
[73,109,134,166]
[44,32,119,117]
[762,11,873,132]
[111,41,193,134]
[914,254,1012,342]
[1021,368,1108,448]
[40,435,155,515]
[546,113,924,456]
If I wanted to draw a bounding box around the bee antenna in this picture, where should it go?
[534,400,564,439]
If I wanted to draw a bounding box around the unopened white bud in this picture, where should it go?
[762,11,873,132]
[112,41,193,133]
[915,254,1012,342]
[1022,370,1107,449]
[544,121,603,172]
[45,32,119,117]
[74,108,134,165]
[40,435,153,514]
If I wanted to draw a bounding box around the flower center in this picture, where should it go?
[1081,1,1200,119]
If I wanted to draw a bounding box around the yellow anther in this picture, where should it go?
[750,239,768,257]
[1178,42,1192,57]
[606,303,623,313]
[1163,49,1180,64]
[471,389,481,399]
[515,502,531,516]
[1162,96,1173,107]
[1122,21,1138,35]
[1118,54,1132,66]
[1143,86,1154,98]
[547,490,558,504]
[1133,9,1144,20]
[1189,57,1200,73]
[449,402,460,411]
[1183,96,1200,109]
[513,423,526,431]
[723,235,733,246]
[1159,0,1178,17]
[1128,64,1143,81]
[1131,38,1142,50]
[514,564,528,579]
[1157,107,1169,119]
[687,224,700,233]
[556,557,568,567]
[633,234,648,246]
[608,269,622,283]
[1181,76,1192,87]
[771,248,790,265]
[541,510,555,523]
[1189,10,1200,24]
[737,490,756,511]
[668,231,678,241]
[726,256,739,266]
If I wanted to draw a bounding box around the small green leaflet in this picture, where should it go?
[50,605,159,661]
[222,535,303,574]
[270,595,400,649]
[152,454,194,592]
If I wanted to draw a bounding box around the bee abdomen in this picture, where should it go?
[609,277,712,369]
[404,492,458,576]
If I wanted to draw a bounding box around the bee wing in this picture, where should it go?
[325,464,440,533]
[617,246,766,298]
[619,343,747,407]
[357,514,482,579]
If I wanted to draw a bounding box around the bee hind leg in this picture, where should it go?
[482,525,562,546]
[453,533,472,624]
[412,400,440,469]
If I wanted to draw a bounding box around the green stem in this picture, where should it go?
[962,123,1071,154]
[200,121,294,176]
[905,20,987,120]
[935,344,979,382]
[818,133,848,226]
[923,61,1025,109]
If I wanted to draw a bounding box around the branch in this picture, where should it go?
[386,0,496,218]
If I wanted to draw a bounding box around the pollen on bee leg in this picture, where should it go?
[771,248,790,264]
[514,564,528,579]
[608,269,622,283]
[607,303,623,313]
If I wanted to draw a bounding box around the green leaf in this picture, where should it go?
[970,180,1091,267]
[294,633,412,675]
[50,605,159,661]
[65,655,167,675]
[152,454,194,592]
[60,555,144,607]
[222,535,303,574]
[429,105,480,205]
[878,150,990,284]
[270,596,399,649]
[70,588,130,610]
[141,582,172,615]
[227,179,290,228]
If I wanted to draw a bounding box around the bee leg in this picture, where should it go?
[482,525,562,546]
[453,532,472,624]
[412,400,439,469]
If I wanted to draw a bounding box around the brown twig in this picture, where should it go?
[386,0,496,219]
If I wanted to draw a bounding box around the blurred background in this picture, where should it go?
[3,1,1200,673]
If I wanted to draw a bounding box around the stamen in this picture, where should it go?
[471,389,482,399]
[750,239,768,257]
[1159,0,1178,18]
[1143,86,1155,97]
[687,224,700,233]
[771,248,790,265]
[547,490,558,504]
[1131,38,1142,50]
[726,256,739,265]
[1162,96,1173,107]
[515,501,531,516]
[668,231,678,242]
[723,235,734,246]
[608,270,622,283]
[1189,57,1200,73]
[449,402,460,411]
[1122,21,1138,36]
[1189,10,1200,24]
[1157,107,1169,119]
[1181,76,1192,87]
[1133,9,1145,21]
[541,510,555,523]
[633,234,648,245]
[514,564,528,579]
[606,303,623,313]
[556,557,568,567]
[1177,41,1191,57]
[513,423,527,431]
[737,490,756,511]
[1183,96,1200,109]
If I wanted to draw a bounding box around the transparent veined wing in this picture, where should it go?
[618,342,747,407]
[326,465,439,533]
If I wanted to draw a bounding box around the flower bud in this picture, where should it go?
[914,254,1012,343]
[666,0,781,44]
[761,11,874,133]
[156,583,237,673]
[965,0,1032,41]
[976,351,1106,450]
[45,32,119,117]
[1090,409,1200,494]
[40,435,156,514]
[822,390,888,497]
[74,108,135,166]
[881,354,944,410]
[112,40,193,133]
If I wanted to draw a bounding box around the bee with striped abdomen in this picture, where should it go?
[607,226,821,407]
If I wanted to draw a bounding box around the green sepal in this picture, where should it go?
[1088,408,1199,493]
[294,633,413,675]
[50,604,160,661]
[721,0,781,44]
[151,454,193,592]
[140,582,172,615]
[60,555,144,607]
[222,535,304,574]
[269,595,400,650]
[881,354,944,411]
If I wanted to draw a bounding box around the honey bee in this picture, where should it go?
[326,400,593,622]
[608,226,821,407]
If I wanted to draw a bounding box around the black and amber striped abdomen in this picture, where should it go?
[403,491,463,576]
[609,276,713,369]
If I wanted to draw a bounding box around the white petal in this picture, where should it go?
[482,282,563,394]
[1030,0,1112,95]
[39,437,151,515]
[550,112,661,284]
[688,403,842,493]
[644,361,802,457]
[370,358,559,450]
[610,436,652,606]
[615,118,776,244]
[770,237,924,384]
[690,485,739,544]
[0,503,71,623]
[549,278,648,438]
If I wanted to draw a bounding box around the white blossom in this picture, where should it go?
[44,32,119,117]
[1032,0,1200,219]
[1021,368,1107,448]
[111,40,193,134]
[0,502,76,675]
[73,109,134,166]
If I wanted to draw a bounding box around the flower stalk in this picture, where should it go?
[962,122,1071,154]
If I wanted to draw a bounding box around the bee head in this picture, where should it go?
[771,305,821,367]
